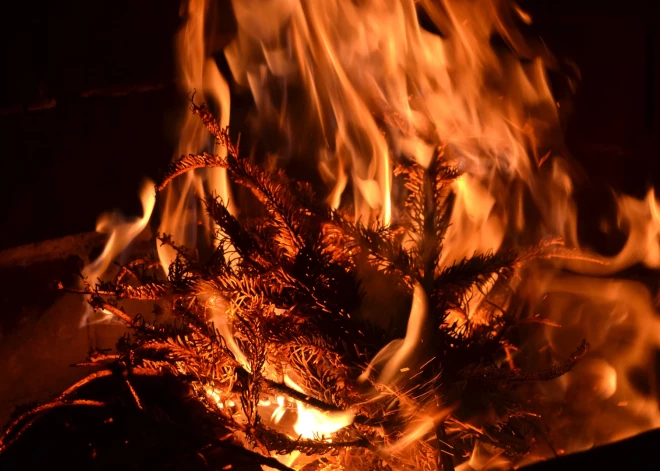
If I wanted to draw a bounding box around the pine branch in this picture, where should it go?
[4,98,594,470]
[157,152,227,192]
[191,100,239,157]
[465,339,589,383]
[432,250,520,315]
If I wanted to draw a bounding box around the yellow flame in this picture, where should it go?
[439,174,505,269]
[81,180,155,325]
[140,0,660,465]
[294,402,354,439]
[219,1,660,462]
[158,0,234,276]
[361,282,428,385]
[85,180,155,280]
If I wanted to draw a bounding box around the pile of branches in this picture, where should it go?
[0,100,587,471]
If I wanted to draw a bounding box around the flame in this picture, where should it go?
[158,0,234,276]
[81,180,155,325]
[209,296,355,454]
[84,181,155,280]
[561,189,660,275]
[360,282,428,385]
[82,0,660,466]
[439,174,505,267]
[294,402,355,439]
[221,0,660,464]
[225,0,560,228]
[538,275,660,447]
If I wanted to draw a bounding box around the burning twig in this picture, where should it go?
[57,370,114,400]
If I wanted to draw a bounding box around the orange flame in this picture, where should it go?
[81,180,155,325]
[221,0,660,463]
[360,282,428,385]
[194,0,660,464]
[83,0,660,466]
[158,0,234,276]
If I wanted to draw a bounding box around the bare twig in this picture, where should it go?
[0,400,106,453]
[57,370,114,400]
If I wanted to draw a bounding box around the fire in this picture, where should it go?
[220,0,660,464]
[360,282,428,385]
[78,0,660,469]
[440,174,505,267]
[294,402,355,439]
[81,179,155,324]
[157,0,234,276]
[225,0,560,228]
[565,188,660,274]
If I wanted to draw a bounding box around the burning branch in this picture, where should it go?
[1,99,589,471]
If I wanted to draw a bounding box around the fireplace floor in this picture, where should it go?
[0,232,143,426]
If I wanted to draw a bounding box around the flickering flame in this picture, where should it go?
[294,402,355,439]
[209,295,356,457]
[562,189,660,274]
[225,0,560,231]
[81,180,155,325]
[221,0,660,464]
[157,0,234,276]
[440,174,505,267]
[84,0,660,466]
[360,282,428,385]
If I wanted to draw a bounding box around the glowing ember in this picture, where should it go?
[293,402,354,440]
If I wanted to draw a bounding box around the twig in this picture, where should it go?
[0,400,105,453]
[124,378,144,410]
[435,420,455,471]
[263,378,376,426]
[97,302,135,325]
[58,285,116,297]
[57,370,113,400]
[157,153,227,192]
[203,439,296,471]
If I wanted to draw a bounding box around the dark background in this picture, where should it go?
[0,0,658,250]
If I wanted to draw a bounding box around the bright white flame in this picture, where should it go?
[157,0,234,276]
[294,402,354,439]
[360,282,428,384]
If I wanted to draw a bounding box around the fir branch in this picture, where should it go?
[191,100,239,157]
[0,400,106,454]
[394,160,426,237]
[157,152,227,192]
[255,424,370,456]
[432,250,520,314]
[6,98,595,470]
[204,194,266,268]
[117,282,169,300]
[465,339,589,383]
